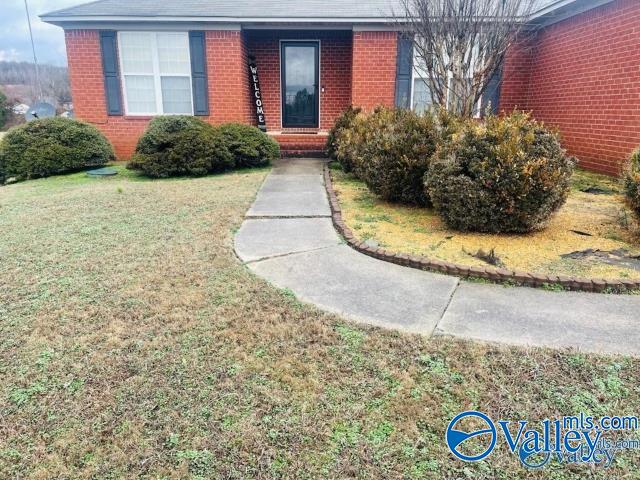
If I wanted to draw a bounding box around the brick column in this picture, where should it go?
[351,31,398,111]
[206,30,252,124]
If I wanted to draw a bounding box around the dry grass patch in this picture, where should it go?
[332,166,640,281]
[1,165,639,478]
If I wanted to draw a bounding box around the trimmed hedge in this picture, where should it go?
[425,112,575,233]
[217,123,279,168]
[624,148,640,218]
[356,107,439,206]
[326,106,362,173]
[0,117,114,182]
[128,116,233,178]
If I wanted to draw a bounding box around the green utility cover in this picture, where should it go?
[86,167,118,177]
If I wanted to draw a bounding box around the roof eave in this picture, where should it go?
[42,0,618,29]
[529,0,615,26]
[41,15,402,26]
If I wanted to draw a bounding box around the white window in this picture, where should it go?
[118,32,193,115]
[410,44,482,117]
[411,53,433,114]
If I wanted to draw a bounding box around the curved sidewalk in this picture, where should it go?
[235,158,640,356]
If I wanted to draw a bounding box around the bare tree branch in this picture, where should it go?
[395,0,538,117]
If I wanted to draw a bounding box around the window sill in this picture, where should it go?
[122,114,196,120]
[123,115,156,120]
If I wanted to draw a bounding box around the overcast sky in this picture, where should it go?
[1,0,83,66]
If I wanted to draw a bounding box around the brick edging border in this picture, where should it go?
[323,164,640,294]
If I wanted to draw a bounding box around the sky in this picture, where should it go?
[0,0,83,66]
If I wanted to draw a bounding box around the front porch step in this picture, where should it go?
[271,132,328,158]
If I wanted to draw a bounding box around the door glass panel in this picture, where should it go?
[283,44,317,126]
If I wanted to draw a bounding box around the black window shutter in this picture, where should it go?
[395,35,413,109]
[99,31,123,116]
[189,31,209,116]
[481,68,503,116]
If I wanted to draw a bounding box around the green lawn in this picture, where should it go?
[1,167,639,478]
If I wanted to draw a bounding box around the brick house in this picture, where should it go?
[43,0,638,175]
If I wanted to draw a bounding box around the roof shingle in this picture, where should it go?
[42,0,403,19]
[42,0,565,20]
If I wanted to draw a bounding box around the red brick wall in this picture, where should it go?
[65,30,108,124]
[500,0,640,175]
[499,37,535,113]
[65,29,252,158]
[207,30,253,125]
[65,30,148,157]
[351,31,397,111]
[245,30,352,130]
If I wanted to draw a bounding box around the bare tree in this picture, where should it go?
[397,0,538,117]
[0,61,71,107]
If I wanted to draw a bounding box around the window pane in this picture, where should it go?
[119,32,154,74]
[161,76,192,114]
[414,54,430,79]
[124,75,157,113]
[157,33,191,75]
[413,78,432,114]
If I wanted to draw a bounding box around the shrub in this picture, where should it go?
[425,112,575,233]
[356,107,439,206]
[0,117,114,182]
[128,116,233,178]
[334,111,369,177]
[217,123,279,168]
[326,106,362,173]
[623,148,640,218]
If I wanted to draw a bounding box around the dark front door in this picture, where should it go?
[281,41,319,128]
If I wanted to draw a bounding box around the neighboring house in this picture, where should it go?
[12,103,30,116]
[43,0,637,175]
[1,84,34,109]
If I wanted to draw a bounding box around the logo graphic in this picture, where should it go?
[446,411,497,461]
[446,411,639,468]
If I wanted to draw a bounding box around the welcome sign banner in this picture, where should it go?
[248,56,267,131]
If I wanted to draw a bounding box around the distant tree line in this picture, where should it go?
[0,61,71,106]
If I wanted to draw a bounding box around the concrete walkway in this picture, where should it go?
[235,158,640,356]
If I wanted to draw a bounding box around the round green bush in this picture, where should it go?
[326,106,362,173]
[128,116,233,178]
[425,112,576,233]
[356,107,438,206]
[623,148,640,218]
[217,123,279,168]
[0,117,114,182]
